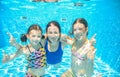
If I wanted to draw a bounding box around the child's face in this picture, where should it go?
[28,30,42,46]
[47,24,60,43]
[73,23,87,40]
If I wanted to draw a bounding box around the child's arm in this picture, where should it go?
[7,32,22,49]
[2,47,23,63]
[86,34,97,60]
[60,34,74,47]
[86,46,96,60]
[89,34,96,46]
[77,40,96,60]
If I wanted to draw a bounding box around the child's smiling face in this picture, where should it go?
[47,23,60,43]
[28,30,42,46]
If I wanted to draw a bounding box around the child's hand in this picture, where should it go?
[7,32,16,46]
[86,47,96,60]
[80,43,91,56]
[61,34,68,42]
[61,34,74,45]
[90,34,96,46]
[2,50,10,63]
[79,42,96,56]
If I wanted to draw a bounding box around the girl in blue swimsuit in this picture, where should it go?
[45,21,66,67]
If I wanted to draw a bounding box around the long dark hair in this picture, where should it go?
[70,18,88,36]
[46,21,61,43]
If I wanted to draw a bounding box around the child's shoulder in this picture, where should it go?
[18,45,29,54]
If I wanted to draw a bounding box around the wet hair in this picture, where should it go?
[20,24,43,42]
[70,18,88,35]
[46,21,61,43]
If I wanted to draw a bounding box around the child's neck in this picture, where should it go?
[48,41,59,52]
[31,44,41,50]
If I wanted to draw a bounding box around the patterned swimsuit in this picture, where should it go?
[26,43,46,77]
[27,47,46,68]
[71,40,91,77]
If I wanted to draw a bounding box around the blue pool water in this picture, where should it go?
[0,0,120,77]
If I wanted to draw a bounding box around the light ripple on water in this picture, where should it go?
[20,5,36,9]
[12,1,20,4]
[1,1,10,5]
[9,8,20,10]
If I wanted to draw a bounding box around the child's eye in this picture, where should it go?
[37,36,41,38]
[32,35,35,37]
[74,29,76,31]
[49,32,52,34]
[78,28,82,30]
[54,32,58,34]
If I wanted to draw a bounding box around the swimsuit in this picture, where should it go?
[25,42,46,77]
[72,40,91,61]
[26,47,46,68]
[45,40,63,64]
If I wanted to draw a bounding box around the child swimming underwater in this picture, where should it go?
[61,18,101,77]
[2,24,46,77]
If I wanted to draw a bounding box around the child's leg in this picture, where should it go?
[61,69,74,77]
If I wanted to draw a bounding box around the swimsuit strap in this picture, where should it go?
[39,42,43,48]
[27,45,32,53]
[26,46,46,69]
[27,42,43,53]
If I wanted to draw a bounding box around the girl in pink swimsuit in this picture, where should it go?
[61,18,101,77]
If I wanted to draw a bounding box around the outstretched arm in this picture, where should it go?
[87,46,96,60]
[89,33,96,46]
[77,36,96,60]
[7,32,22,49]
[60,34,74,48]
[2,47,23,63]
[87,34,97,60]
